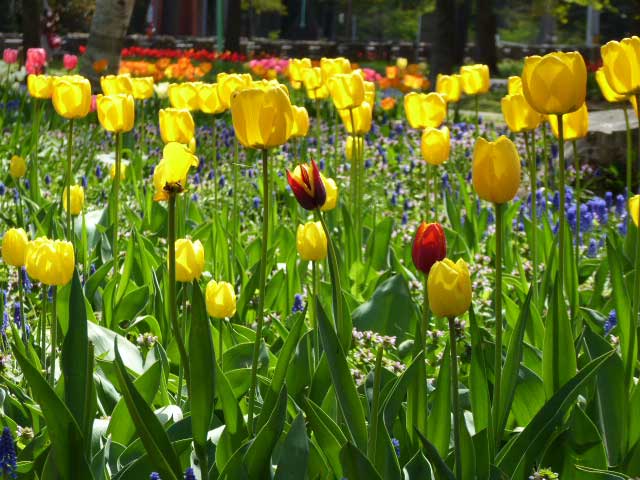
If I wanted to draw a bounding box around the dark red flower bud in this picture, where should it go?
[286,159,327,210]
[412,222,447,275]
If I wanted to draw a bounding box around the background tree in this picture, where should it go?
[476,0,498,74]
[22,0,42,57]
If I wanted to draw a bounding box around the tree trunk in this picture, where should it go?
[225,0,242,52]
[22,0,42,60]
[476,0,498,74]
[453,0,470,66]
[79,0,136,88]
[430,0,455,81]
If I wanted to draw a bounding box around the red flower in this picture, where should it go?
[286,160,327,210]
[412,222,446,275]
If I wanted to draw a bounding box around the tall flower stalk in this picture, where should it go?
[65,120,74,242]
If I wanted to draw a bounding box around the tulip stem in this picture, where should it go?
[425,162,431,218]
[30,99,42,201]
[624,106,632,197]
[449,316,462,480]
[542,121,550,198]
[17,267,26,344]
[474,95,479,137]
[316,98,321,147]
[231,138,239,281]
[219,317,224,370]
[316,209,346,348]
[212,117,218,276]
[573,140,580,269]
[168,194,191,398]
[636,95,640,192]
[312,259,319,367]
[491,202,504,451]
[49,287,57,386]
[113,132,122,274]
[248,148,270,436]
[557,114,566,302]
[66,119,74,242]
[524,132,538,301]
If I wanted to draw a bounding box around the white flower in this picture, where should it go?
[154,82,170,99]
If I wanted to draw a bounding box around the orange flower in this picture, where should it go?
[381,97,396,111]
[157,58,171,70]
[386,66,399,80]
[93,59,109,73]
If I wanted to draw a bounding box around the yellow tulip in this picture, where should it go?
[595,68,627,103]
[153,142,199,201]
[521,51,586,115]
[290,106,310,138]
[172,238,205,282]
[52,75,91,119]
[630,195,640,227]
[436,74,462,103]
[159,108,195,144]
[130,76,155,100]
[601,36,640,96]
[339,101,372,135]
[168,82,200,111]
[345,136,364,161]
[62,184,84,216]
[27,74,54,99]
[364,81,376,106]
[303,67,323,92]
[320,177,338,212]
[404,92,446,129]
[110,163,127,180]
[421,126,450,166]
[206,280,237,318]
[289,58,312,83]
[428,258,472,318]
[2,228,29,267]
[327,72,365,110]
[230,86,294,149]
[472,136,521,204]
[25,237,75,286]
[9,154,26,178]
[101,74,133,95]
[396,57,408,70]
[501,94,543,133]
[217,73,253,110]
[320,57,351,83]
[296,221,327,261]
[548,103,589,141]
[507,76,523,95]
[198,83,225,114]
[96,94,135,133]
[460,64,490,95]
[188,136,196,154]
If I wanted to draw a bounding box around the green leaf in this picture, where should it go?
[469,307,491,436]
[113,340,181,480]
[575,466,630,479]
[274,414,309,480]
[416,429,456,480]
[366,216,393,271]
[497,350,615,476]
[427,342,451,458]
[340,443,383,480]
[317,299,368,450]
[188,281,216,479]
[303,398,346,477]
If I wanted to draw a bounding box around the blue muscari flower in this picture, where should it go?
[193,172,201,185]
[392,438,400,457]
[605,191,613,208]
[390,193,397,207]
[253,197,260,209]
[24,179,30,190]
[184,467,196,480]
[587,238,598,257]
[81,175,88,189]
[580,204,593,232]
[0,427,17,478]
[403,198,411,211]
[487,208,495,224]
[551,191,560,210]
[0,182,5,195]
[292,294,304,313]
[403,164,410,174]
[208,169,215,181]
[319,159,325,170]
[219,175,226,188]
[95,164,103,180]
[616,194,626,216]
[442,172,450,190]
[150,473,161,480]
[605,310,617,335]
[365,159,372,169]
[551,143,558,158]
[567,205,577,231]
[12,188,19,202]
[48,286,54,302]
[13,302,21,328]
[401,212,408,225]
[191,193,199,202]
[21,267,31,293]
[619,220,628,235]
[395,183,402,194]
[466,171,472,183]
[552,221,559,235]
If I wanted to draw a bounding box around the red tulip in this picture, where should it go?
[63,54,78,71]
[286,160,327,210]
[412,222,447,275]
[2,48,18,64]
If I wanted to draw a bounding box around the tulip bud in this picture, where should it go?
[460,64,490,95]
[97,94,135,133]
[172,238,205,282]
[62,185,84,216]
[320,177,338,212]
[198,83,225,114]
[2,228,29,267]
[52,75,92,119]
[230,85,294,149]
[296,221,328,261]
[501,94,543,133]
[287,160,327,210]
[290,106,310,138]
[472,136,521,204]
[168,82,201,111]
[327,72,365,110]
[601,37,640,96]
[159,108,195,144]
[404,92,446,129]
[153,143,199,201]
[131,77,155,100]
[27,74,54,99]
[206,280,237,318]
[338,101,372,135]
[9,155,26,178]
[421,126,450,166]
[412,222,447,275]
[428,258,472,318]
[522,51,586,115]
[548,103,589,141]
[101,74,133,96]
[436,74,462,103]
[630,195,640,227]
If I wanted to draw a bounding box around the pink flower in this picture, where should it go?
[63,54,78,71]
[2,48,18,64]
[26,48,47,74]
[90,94,97,113]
